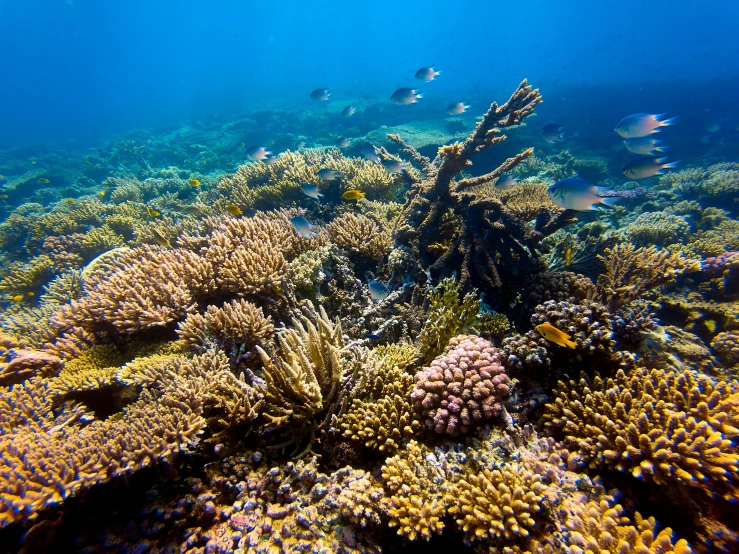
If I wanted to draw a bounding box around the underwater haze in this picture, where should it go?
[3,1,739,553]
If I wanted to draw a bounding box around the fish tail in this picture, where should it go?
[599,196,622,208]
[659,115,677,126]
[662,160,680,169]
[564,338,577,349]
[655,145,668,153]
[415,93,423,99]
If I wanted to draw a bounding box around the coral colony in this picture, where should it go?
[2,80,739,554]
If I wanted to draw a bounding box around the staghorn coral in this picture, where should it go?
[593,243,699,312]
[0,255,54,296]
[40,269,83,306]
[492,181,560,221]
[624,211,691,247]
[326,212,391,260]
[410,335,510,436]
[49,343,126,396]
[177,298,275,354]
[339,343,421,453]
[544,366,739,497]
[684,219,739,257]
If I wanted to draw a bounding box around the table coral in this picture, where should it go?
[410,334,510,436]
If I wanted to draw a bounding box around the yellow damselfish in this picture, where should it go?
[151,228,171,248]
[564,247,573,266]
[225,205,243,216]
[342,189,366,200]
[146,206,160,217]
[188,179,201,186]
[38,178,50,184]
[10,294,24,303]
[536,323,576,348]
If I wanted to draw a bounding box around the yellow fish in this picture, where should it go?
[38,178,50,184]
[27,291,35,297]
[564,247,573,266]
[146,206,160,217]
[225,204,243,216]
[151,228,171,248]
[65,198,76,205]
[10,294,24,303]
[98,190,107,197]
[536,323,576,348]
[188,179,201,186]
[342,189,366,201]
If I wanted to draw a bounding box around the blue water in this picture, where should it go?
[1,0,737,145]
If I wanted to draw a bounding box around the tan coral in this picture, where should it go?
[326,213,391,260]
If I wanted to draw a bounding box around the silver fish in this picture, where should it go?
[301,184,323,199]
[362,142,380,163]
[382,160,404,174]
[446,102,470,115]
[317,168,343,181]
[310,88,330,101]
[415,66,441,81]
[368,279,390,302]
[391,88,422,105]
[547,177,625,211]
[290,215,315,238]
[342,105,356,117]
[622,156,679,179]
[245,146,271,161]
[623,136,667,156]
[614,113,676,139]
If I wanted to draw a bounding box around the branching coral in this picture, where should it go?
[545,366,739,497]
[410,335,510,436]
[326,213,391,260]
[625,211,691,247]
[712,331,739,367]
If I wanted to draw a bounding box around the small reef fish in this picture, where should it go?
[362,142,380,163]
[546,177,624,211]
[245,146,271,161]
[623,136,667,156]
[10,294,24,303]
[296,140,306,148]
[181,204,204,214]
[622,156,679,179]
[317,168,343,181]
[368,279,390,302]
[365,333,381,341]
[342,189,366,200]
[98,190,106,197]
[310,88,330,101]
[495,174,518,189]
[38,178,50,184]
[263,154,279,165]
[151,228,171,248]
[301,183,323,199]
[536,323,576,348]
[65,198,76,205]
[382,160,404,174]
[335,137,350,148]
[541,123,566,143]
[27,292,35,297]
[447,102,470,115]
[188,179,201,186]
[391,88,423,105]
[342,105,356,117]
[290,215,315,238]
[614,113,676,139]
[146,206,160,217]
[225,204,243,216]
[564,247,573,266]
[415,66,441,81]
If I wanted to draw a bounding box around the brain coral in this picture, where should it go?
[409,334,510,436]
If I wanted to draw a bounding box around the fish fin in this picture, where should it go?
[316,193,324,198]
[436,70,442,75]
[659,116,677,126]
[564,338,577,349]
[416,93,423,99]
[662,160,680,169]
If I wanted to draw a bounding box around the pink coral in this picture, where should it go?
[409,335,510,436]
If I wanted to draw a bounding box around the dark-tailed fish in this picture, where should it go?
[447,102,470,115]
[614,113,676,139]
[368,279,390,302]
[342,105,356,117]
[225,205,243,216]
[496,174,517,189]
[415,66,441,81]
[362,142,380,163]
[152,228,172,248]
[342,189,366,200]
[301,183,324,199]
[310,88,330,101]
[245,146,271,161]
[365,333,381,341]
[623,136,667,156]
[317,168,343,181]
[290,215,315,238]
[546,177,625,211]
[336,137,350,148]
[263,154,279,165]
[622,156,679,180]
[541,123,566,143]
[391,88,423,105]
[382,160,404,174]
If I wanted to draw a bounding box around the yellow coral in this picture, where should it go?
[326,213,391,260]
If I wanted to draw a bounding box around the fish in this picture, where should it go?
[152,228,171,248]
[317,168,343,181]
[310,88,330,101]
[146,206,160,217]
[546,177,625,211]
[188,179,201,186]
[495,174,518,189]
[391,88,423,105]
[27,292,35,297]
[296,140,306,148]
[564,247,573,266]
[181,204,204,214]
[290,215,315,238]
[368,279,390,302]
[623,136,667,156]
[382,160,404,174]
[98,190,106,197]
[342,189,366,200]
[536,323,576,348]
[447,102,470,115]
[245,146,271,161]
[622,156,679,180]
[263,154,279,165]
[365,333,381,341]
[362,142,380,163]
[614,113,676,139]
[225,204,243,216]
[10,294,24,303]
[65,198,76,205]
[38,178,50,184]
[301,183,324,199]
[541,123,566,143]
[335,137,350,148]
[415,66,441,81]
[342,105,356,117]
